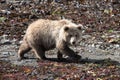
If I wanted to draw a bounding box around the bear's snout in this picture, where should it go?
[72,41,75,45]
[70,37,77,45]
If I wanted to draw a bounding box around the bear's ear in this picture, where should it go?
[64,26,69,31]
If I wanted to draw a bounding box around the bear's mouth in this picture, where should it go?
[70,42,77,47]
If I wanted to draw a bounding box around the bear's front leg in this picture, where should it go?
[32,47,46,60]
[57,43,81,61]
[62,46,81,61]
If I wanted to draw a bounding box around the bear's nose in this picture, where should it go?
[72,42,75,45]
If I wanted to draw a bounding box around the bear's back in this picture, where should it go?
[26,19,72,36]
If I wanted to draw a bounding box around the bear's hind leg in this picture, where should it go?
[18,41,31,60]
[57,51,63,60]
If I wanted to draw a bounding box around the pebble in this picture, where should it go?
[91,44,95,47]
[2,52,9,55]
[88,50,92,53]
[114,51,120,57]
[95,44,100,48]
[97,42,103,44]
[114,44,120,48]
[82,35,91,39]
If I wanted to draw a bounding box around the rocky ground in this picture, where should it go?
[0,0,120,80]
[0,35,120,79]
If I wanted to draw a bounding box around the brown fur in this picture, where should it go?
[18,19,82,60]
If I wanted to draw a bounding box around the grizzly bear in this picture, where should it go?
[18,19,83,60]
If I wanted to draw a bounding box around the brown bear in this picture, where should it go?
[18,19,83,60]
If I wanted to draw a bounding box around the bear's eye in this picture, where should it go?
[75,34,78,37]
[69,34,72,37]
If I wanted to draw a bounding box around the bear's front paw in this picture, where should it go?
[70,55,82,61]
[65,55,81,61]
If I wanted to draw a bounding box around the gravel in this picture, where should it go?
[0,34,120,66]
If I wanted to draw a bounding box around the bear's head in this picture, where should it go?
[60,23,84,46]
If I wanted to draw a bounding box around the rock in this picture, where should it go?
[10,5,15,10]
[82,35,91,39]
[114,44,120,48]
[0,17,6,22]
[0,0,6,3]
[95,44,100,48]
[29,15,38,19]
[0,35,11,45]
[114,51,120,57]
[0,52,10,58]
[91,44,95,47]
[1,10,11,15]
